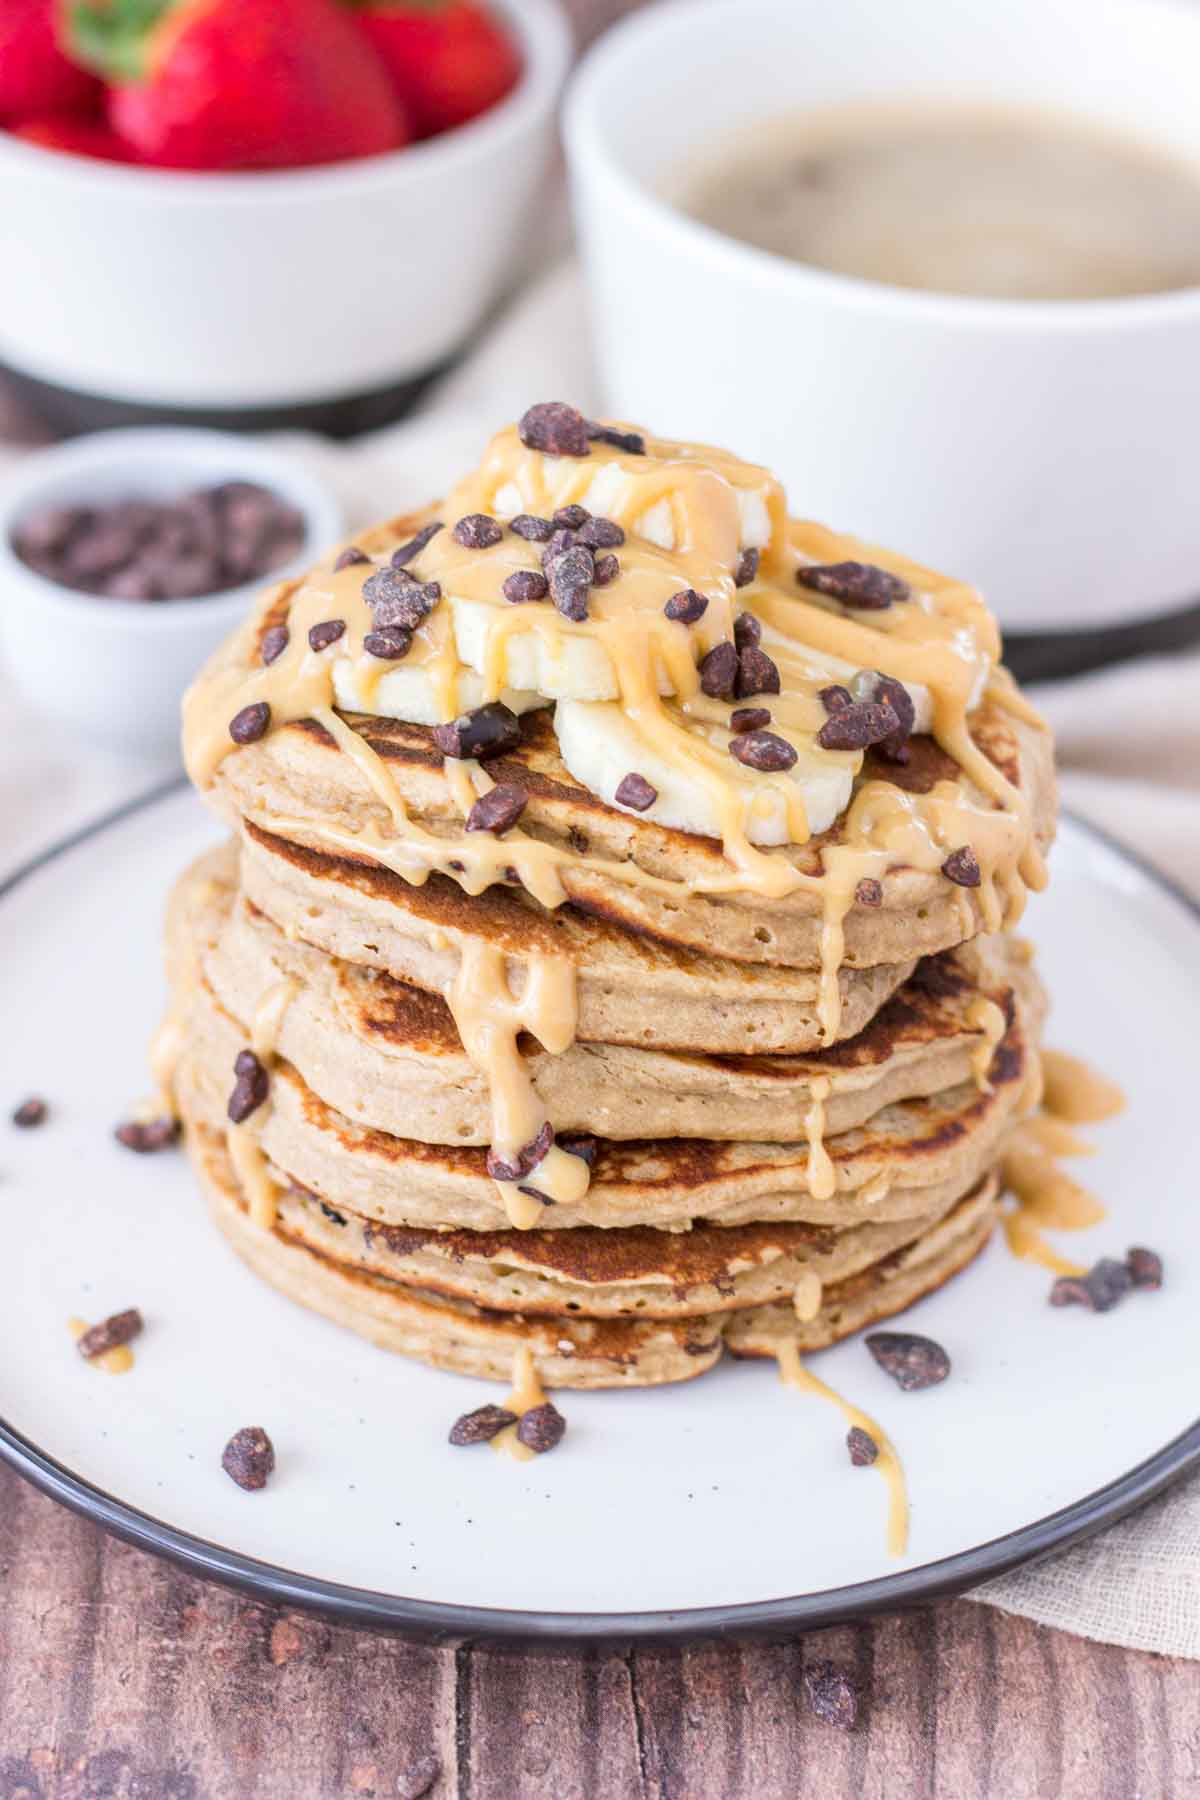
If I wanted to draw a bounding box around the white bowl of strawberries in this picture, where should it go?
[0,0,570,431]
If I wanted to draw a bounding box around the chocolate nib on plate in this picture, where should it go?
[516,1402,567,1454]
[449,1404,518,1446]
[1050,1258,1134,1313]
[12,1096,47,1128]
[432,701,521,760]
[846,1425,879,1466]
[115,1115,179,1152]
[77,1308,143,1360]
[466,784,527,835]
[1127,1245,1164,1290]
[804,1660,861,1730]
[519,402,592,458]
[797,560,910,609]
[222,1426,276,1491]
[866,1331,951,1390]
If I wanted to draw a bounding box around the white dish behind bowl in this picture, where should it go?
[0,0,570,421]
[0,429,343,757]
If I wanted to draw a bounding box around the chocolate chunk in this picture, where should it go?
[12,1096,47,1128]
[1127,1246,1164,1290]
[615,772,657,812]
[502,569,549,604]
[592,552,620,587]
[363,566,440,629]
[855,878,883,908]
[221,1426,275,1491]
[804,1661,860,1730]
[363,628,413,661]
[552,504,591,530]
[333,545,370,571]
[730,706,771,733]
[587,421,645,455]
[816,700,900,752]
[699,640,739,698]
[509,514,555,542]
[518,402,592,458]
[560,1133,599,1167]
[866,1331,951,1390]
[396,1754,442,1800]
[389,521,443,567]
[874,674,916,741]
[307,618,345,653]
[942,846,982,888]
[77,1308,143,1360]
[319,1200,347,1226]
[548,545,594,620]
[486,1121,553,1183]
[449,1404,518,1446]
[819,684,852,714]
[229,702,270,745]
[261,624,289,665]
[540,527,577,568]
[466,784,527,835]
[453,513,504,549]
[797,560,910,609]
[733,613,762,650]
[735,547,760,588]
[115,1116,179,1152]
[227,1051,269,1125]
[846,1426,879,1466]
[576,516,625,549]
[664,588,708,625]
[1050,1258,1134,1313]
[735,645,781,699]
[516,1402,566,1455]
[730,730,797,773]
[431,702,521,760]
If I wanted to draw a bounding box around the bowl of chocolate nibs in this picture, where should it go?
[0,428,342,754]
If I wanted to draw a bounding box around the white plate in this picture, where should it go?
[1,787,1197,1641]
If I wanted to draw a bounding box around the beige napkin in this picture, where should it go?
[2,260,1198,1657]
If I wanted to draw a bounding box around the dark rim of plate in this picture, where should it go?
[1,780,1197,1645]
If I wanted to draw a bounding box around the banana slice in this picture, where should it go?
[555,698,854,845]
[492,466,774,555]
[331,658,544,726]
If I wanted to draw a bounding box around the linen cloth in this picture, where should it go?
[2,260,1199,1657]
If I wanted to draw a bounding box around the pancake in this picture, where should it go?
[179,987,1033,1232]
[184,1098,998,1387]
[171,842,1041,1148]
[237,822,915,1054]
[203,538,1056,973]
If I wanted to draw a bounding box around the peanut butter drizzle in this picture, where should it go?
[491,1346,549,1463]
[181,419,1050,1179]
[965,997,1008,1091]
[1001,1048,1123,1275]
[792,1269,824,1322]
[776,1339,909,1557]
[804,1075,835,1200]
[68,1317,133,1375]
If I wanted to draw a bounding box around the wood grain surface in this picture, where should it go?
[1,1464,1196,1800]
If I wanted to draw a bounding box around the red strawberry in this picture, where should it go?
[346,1,521,139]
[12,111,132,159]
[0,0,101,121]
[68,0,412,171]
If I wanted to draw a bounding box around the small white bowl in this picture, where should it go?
[0,0,570,422]
[0,428,343,757]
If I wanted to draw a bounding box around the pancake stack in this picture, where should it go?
[164,404,1056,1391]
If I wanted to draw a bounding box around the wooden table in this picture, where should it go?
[1,1464,1194,1800]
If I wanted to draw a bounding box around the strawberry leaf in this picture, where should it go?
[68,0,178,83]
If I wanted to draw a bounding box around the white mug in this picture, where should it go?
[565,0,1200,641]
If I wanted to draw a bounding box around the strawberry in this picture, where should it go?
[345,1,521,139]
[0,1,101,121]
[68,0,412,171]
[12,111,132,158]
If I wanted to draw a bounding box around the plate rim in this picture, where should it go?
[2,782,1197,1645]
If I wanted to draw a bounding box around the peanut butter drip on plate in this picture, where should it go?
[491,1346,550,1463]
[776,1339,909,1557]
[181,414,1049,1181]
[68,1317,133,1375]
[1001,1049,1124,1275]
